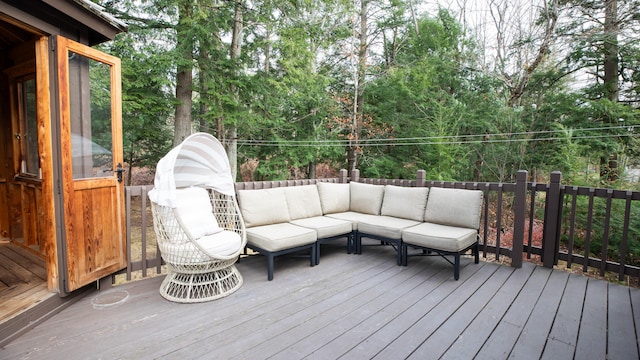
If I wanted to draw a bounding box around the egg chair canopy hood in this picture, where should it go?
[149,133,235,208]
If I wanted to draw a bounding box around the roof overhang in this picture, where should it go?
[0,0,127,46]
[42,0,128,43]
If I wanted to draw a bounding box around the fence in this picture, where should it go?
[117,169,640,284]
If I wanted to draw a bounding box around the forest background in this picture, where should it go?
[98,0,640,188]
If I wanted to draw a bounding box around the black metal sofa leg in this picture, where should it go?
[268,254,275,281]
[404,245,409,266]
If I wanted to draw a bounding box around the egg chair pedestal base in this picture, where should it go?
[159,265,243,303]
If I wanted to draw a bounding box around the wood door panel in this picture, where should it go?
[67,187,124,289]
[56,36,125,292]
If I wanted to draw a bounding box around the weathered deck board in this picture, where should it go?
[289,267,442,359]
[439,260,534,360]
[575,278,608,360]
[508,270,569,359]
[272,263,453,359]
[3,245,639,360]
[234,257,430,359]
[372,261,499,359]
[307,263,454,359]
[608,283,639,359]
[631,288,640,357]
[474,264,552,359]
[407,263,514,359]
[176,249,402,359]
[340,261,488,359]
[154,247,393,359]
[540,274,588,359]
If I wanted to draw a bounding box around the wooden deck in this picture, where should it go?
[0,242,49,324]
[3,243,640,359]
[0,242,91,347]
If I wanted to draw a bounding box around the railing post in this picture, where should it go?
[351,169,360,183]
[543,171,562,268]
[416,170,426,187]
[511,170,527,268]
[339,169,348,183]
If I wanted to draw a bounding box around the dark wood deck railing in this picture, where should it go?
[118,185,161,282]
[117,169,640,284]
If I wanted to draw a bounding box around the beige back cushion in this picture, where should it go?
[424,187,483,229]
[237,187,290,227]
[284,185,323,220]
[381,185,429,221]
[316,182,350,214]
[175,187,221,239]
[350,182,385,215]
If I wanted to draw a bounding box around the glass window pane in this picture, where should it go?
[19,77,39,176]
[68,51,113,179]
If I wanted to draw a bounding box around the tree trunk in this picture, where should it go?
[173,0,194,146]
[473,153,483,182]
[508,0,558,107]
[604,0,619,102]
[225,0,243,180]
[308,161,316,179]
[174,67,193,146]
[601,0,619,182]
[408,0,419,35]
[348,0,368,173]
[357,0,367,128]
[600,153,619,181]
[198,48,210,133]
[265,25,271,74]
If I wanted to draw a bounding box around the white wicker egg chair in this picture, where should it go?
[148,133,246,303]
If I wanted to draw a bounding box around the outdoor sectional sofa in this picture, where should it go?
[236,182,483,281]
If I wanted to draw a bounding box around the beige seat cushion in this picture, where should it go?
[350,182,385,215]
[316,182,350,214]
[284,185,323,220]
[424,187,483,229]
[290,216,353,239]
[402,222,478,252]
[237,188,290,228]
[380,185,429,221]
[161,230,242,263]
[195,231,243,257]
[246,223,317,252]
[358,216,421,240]
[325,211,381,231]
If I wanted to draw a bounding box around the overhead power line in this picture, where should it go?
[232,125,637,147]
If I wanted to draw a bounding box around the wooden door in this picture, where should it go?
[56,36,126,292]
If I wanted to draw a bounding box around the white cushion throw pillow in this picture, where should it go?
[237,187,291,228]
[175,187,221,239]
[316,182,350,214]
[381,185,429,221]
[350,182,385,215]
[424,187,483,229]
[285,185,323,220]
